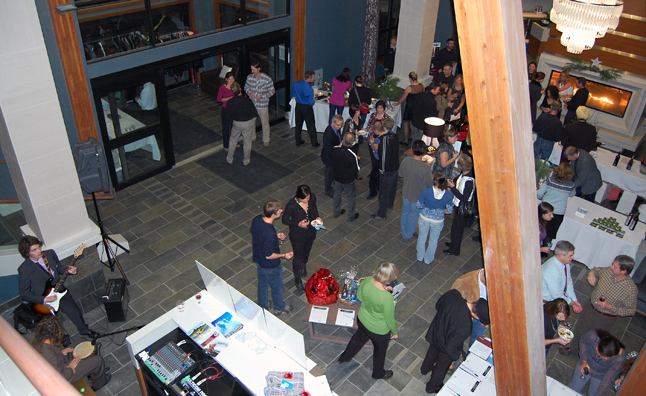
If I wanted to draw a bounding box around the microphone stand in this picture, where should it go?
[91,325,145,347]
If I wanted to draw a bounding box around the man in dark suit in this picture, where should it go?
[564,77,589,125]
[18,235,96,337]
[411,84,441,142]
[330,131,360,222]
[321,114,344,197]
[564,146,602,202]
[421,289,489,394]
[561,106,597,154]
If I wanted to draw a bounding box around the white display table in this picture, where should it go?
[438,338,581,396]
[555,197,646,270]
[126,261,332,396]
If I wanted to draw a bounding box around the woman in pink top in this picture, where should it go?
[329,67,352,125]
[217,72,235,150]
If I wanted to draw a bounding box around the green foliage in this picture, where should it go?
[562,59,621,81]
[369,76,401,101]
[535,155,552,186]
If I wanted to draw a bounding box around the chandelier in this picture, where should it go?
[550,0,624,54]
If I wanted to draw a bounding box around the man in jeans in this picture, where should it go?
[398,140,433,239]
[533,101,563,161]
[330,131,360,222]
[250,200,294,316]
[372,118,399,221]
[245,61,275,146]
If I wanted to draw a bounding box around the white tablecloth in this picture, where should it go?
[595,148,646,198]
[288,97,402,132]
[548,146,645,198]
[102,100,161,161]
[555,197,646,269]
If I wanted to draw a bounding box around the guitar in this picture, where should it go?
[32,244,87,315]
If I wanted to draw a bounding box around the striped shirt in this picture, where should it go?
[244,73,274,109]
[590,267,637,317]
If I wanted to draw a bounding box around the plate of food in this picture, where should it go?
[558,328,573,340]
[357,129,368,137]
[311,219,323,227]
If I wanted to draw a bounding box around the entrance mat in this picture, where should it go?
[169,109,221,155]
[197,150,293,194]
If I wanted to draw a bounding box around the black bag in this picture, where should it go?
[457,198,477,218]
[456,179,477,218]
[13,303,45,334]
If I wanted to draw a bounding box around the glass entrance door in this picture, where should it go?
[93,74,174,190]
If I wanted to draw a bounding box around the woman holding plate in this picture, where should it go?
[282,185,321,292]
[543,298,571,360]
[569,329,626,396]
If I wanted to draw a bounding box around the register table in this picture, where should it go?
[554,197,646,271]
[305,301,369,347]
[126,261,333,396]
[438,338,582,396]
[288,97,402,132]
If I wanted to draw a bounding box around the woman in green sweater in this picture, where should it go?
[338,261,399,379]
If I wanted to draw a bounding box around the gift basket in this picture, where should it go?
[337,266,363,305]
[305,268,339,305]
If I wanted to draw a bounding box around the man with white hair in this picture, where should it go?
[561,106,597,154]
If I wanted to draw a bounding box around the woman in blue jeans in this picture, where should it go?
[416,171,454,264]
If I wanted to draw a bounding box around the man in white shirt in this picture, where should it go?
[541,240,583,313]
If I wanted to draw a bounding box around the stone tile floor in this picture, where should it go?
[2,94,643,395]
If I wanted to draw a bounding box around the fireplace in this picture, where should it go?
[537,52,646,151]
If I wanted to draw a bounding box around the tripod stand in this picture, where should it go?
[91,325,145,346]
[89,191,130,285]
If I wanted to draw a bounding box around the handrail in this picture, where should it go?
[0,316,79,395]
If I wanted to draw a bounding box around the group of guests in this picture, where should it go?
[542,240,638,396]
[216,61,275,165]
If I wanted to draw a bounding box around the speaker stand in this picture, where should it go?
[90,191,130,285]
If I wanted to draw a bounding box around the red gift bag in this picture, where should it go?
[305,268,338,305]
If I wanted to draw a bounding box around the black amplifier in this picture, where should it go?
[103,278,129,322]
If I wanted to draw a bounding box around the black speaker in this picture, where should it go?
[103,278,129,322]
[74,137,110,193]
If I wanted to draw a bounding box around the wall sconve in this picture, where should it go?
[55,4,78,14]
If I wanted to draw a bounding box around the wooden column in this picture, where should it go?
[47,0,98,142]
[454,0,545,395]
[294,0,306,81]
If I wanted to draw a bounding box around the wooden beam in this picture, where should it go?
[47,0,99,143]
[453,0,545,395]
[294,0,306,80]
[618,339,646,395]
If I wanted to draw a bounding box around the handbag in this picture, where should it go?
[354,88,369,114]
[456,178,476,218]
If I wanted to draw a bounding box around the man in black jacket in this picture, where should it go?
[564,77,589,125]
[321,115,344,197]
[372,118,400,221]
[330,131,360,222]
[561,106,597,154]
[533,101,563,161]
[18,235,96,337]
[226,82,259,166]
[411,84,441,142]
[422,289,489,394]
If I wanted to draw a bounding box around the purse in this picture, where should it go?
[354,88,370,114]
[456,178,476,218]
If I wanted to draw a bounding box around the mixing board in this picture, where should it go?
[140,341,196,385]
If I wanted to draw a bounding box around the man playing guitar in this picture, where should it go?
[18,235,97,338]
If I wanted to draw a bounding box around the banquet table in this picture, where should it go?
[554,197,646,270]
[102,100,161,161]
[288,97,402,132]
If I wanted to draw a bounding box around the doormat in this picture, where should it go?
[197,150,293,194]
[169,109,221,155]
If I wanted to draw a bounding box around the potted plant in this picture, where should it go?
[370,76,401,105]
[535,155,552,189]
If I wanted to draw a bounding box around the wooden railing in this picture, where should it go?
[0,317,78,395]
